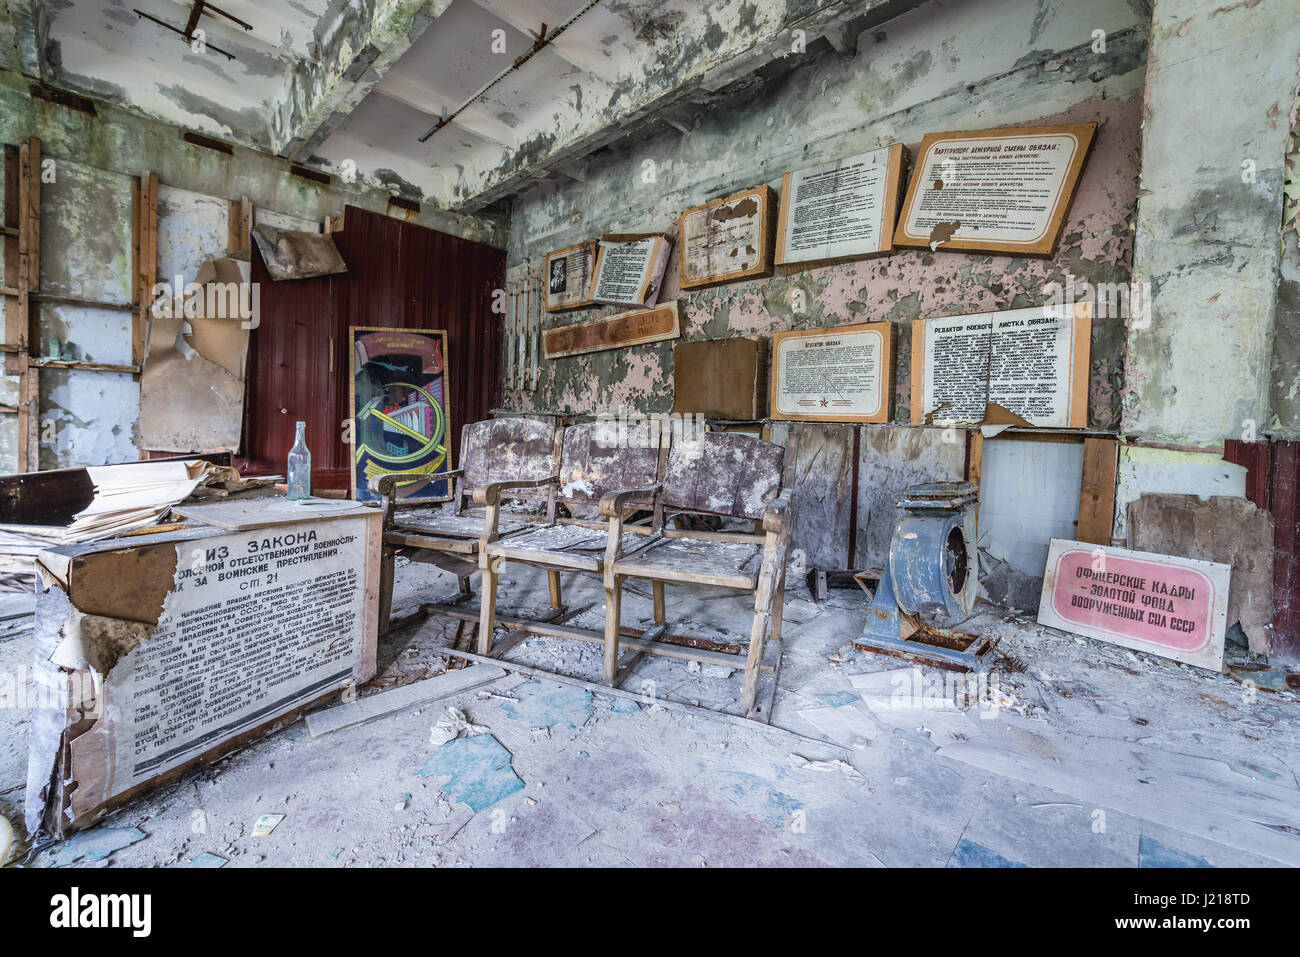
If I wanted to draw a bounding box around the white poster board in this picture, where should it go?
[770,321,892,422]
[910,301,1091,427]
[775,144,905,267]
[894,123,1095,255]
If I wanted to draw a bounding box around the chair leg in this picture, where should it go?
[741,564,779,713]
[377,547,395,637]
[477,556,501,655]
[770,564,788,642]
[548,569,562,609]
[652,580,665,624]
[457,574,473,599]
[603,574,623,683]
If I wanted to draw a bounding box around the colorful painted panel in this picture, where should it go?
[350,326,452,503]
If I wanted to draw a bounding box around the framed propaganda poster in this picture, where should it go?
[544,240,598,312]
[350,326,453,503]
[590,234,673,307]
[770,321,893,422]
[893,123,1096,256]
[775,144,906,270]
[679,185,776,289]
[909,301,1091,428]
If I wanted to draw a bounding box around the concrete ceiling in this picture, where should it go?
[2,0,924,211]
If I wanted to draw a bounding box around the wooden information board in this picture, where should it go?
[679,185,775,289]
[544,240,598,312]
[775,144,906,269]
[591,234,673,307]
[543,301,680,359]
[894,123,1095,256]
[1038,538,1229,671]
[770,321,893,422]
[909,301,1091,428]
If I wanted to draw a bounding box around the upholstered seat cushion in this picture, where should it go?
[612,536,763,589]
[484,523,658,572]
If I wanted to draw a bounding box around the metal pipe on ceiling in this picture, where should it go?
[417,0,603,143]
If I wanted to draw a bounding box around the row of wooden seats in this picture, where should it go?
[371,416,798,716]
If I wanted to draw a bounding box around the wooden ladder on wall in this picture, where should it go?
[1,137,161,471]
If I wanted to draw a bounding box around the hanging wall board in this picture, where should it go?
[770,321,893,423]
[910,301,1091,428]
[349,326,453,503]
[544,301,680,360]
[590,234,673,307]
[775,144,906,270]
[893,123,1095,256]
[544,240,598,312]
[678,186,776,289]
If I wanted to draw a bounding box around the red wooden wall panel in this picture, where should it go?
[1270,441,1300,660]
[239,206,504,490]
[1225,438,1300,661]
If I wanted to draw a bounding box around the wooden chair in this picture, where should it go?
[600,430,798,718]
[476,420,665,658]
[372,416,562,633]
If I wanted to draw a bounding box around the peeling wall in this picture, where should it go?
[0,68,506,472]
[504,0,1148,426]
[1126,0,1300,445]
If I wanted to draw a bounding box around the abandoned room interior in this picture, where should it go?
[0,0,1299,899]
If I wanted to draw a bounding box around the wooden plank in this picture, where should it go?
[1076,436,1118,545]
[785,423,856,569]
[304,664,506,737]
[228,196,251,255]
[3,144,20,379]
[30,359,138,373]
[543,301,679,359]
[133,170,157,384]
[18,139,39,472]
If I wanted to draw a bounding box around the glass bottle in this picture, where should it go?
[287,420,311,501]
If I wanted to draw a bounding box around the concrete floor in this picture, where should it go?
[4,560,1300,868]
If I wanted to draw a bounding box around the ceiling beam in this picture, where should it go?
[281,0,452,161]
[454,0,928,210]
[465,0,621,87]
[372,84,519,152]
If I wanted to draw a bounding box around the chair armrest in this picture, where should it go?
[598,483,663,517]
[471,474,560,506]
[762,489,795,533]
[369,469,463,496]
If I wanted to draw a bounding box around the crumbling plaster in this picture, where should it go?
[0,69,506,472]
[504,0,1148,426]
[1126,0,1300,445]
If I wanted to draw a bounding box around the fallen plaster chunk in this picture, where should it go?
[787,753,869,790]
[429,707,490,748]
